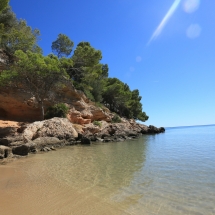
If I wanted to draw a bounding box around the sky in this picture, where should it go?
[9,0,215,127]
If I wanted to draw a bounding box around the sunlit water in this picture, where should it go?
[0,125,215,215]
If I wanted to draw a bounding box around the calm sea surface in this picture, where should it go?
[0,125,215,215]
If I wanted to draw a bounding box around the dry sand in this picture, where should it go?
[0,119,20,128]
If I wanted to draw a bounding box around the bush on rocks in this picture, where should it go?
[45,103,69,119]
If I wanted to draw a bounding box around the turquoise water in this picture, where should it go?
[0,125,215,214]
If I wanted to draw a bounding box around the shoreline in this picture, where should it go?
[0,117,165,164]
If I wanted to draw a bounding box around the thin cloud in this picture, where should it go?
[148,0,181,45]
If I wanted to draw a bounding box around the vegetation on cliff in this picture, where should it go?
[0,3,149,122]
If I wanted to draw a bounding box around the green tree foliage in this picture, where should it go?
[0,6,41,59]
[103,78,131,114]
[102,78,149,122]
[69,42,102,81]
[129,89,149,121]
[51,34,74,58]
[2,20,41,54]
[0,50,68,119]
[68,42,108,102]
[45,103,69,119]
[0,6,16,30]
[0,0,9,13]
[0,6,16,48]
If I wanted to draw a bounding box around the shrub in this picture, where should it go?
[111,114,122,123]
[45,103,69,119]
[93,121,102,127]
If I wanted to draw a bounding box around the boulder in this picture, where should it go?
[25,141,37,153]
[68,109,91,125]
[0,138,9,146]
[148,125,165,134]
[9,141,25,147]
[0,136,23,146]
[33,137,63,149]
[159,127,165,133]
[0,127,17,138]
[83,123,101,134]
[0,145,13,159]
[81,137,91,145]
[12,145,28,156]
[23,118,78,141]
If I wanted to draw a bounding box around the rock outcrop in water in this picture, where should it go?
[0,117,165,160]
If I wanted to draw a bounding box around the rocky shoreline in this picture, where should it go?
[0,117,165,163]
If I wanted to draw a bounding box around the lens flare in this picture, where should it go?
[147,0,181,45]
[136,56,142,62]
[130,67,135,72]
[183,0,200,13]
[186,24,201,38]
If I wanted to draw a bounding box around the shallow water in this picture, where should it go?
[0,125,215,215]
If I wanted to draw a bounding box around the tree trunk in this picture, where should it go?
[39,100,44,120]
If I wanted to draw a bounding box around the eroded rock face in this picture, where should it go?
[0,82,113,124]
[0,88,41,121]
[23,118,78,141]
[68,108,91,124]
[67,102,112,125]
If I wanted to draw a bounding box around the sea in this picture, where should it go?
[0,125,214,215]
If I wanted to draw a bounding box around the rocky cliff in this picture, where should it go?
[0,81,112,123]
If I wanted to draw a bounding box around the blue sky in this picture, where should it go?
[10,0,215,127]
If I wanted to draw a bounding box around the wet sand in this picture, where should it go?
[0,153,130,215]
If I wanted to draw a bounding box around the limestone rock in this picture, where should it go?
[0,127,17,138]
[0,136,23,146]
[33,137,63,149]
[9,141,25,147]
[0,87,41,121]
[68,109,91,124]
[23,118,78,141]
[83,123,101,134]
[0,145,13,159]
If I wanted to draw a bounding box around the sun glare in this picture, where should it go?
[183,0,200,13]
